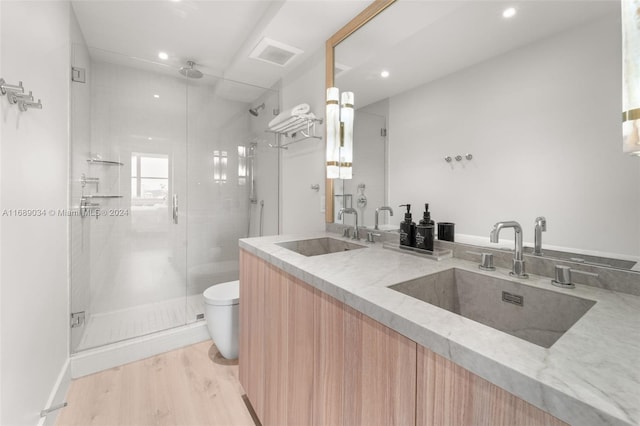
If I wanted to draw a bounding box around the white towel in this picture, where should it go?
[272,113,316,133]
[268,103,310,129]
[271,116,300,132]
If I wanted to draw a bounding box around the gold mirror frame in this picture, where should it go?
[324,0,396,223]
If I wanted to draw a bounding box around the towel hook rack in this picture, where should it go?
[1,77,43,111]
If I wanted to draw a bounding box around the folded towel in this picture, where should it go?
[271,112,315,131]
[268,103,310,129]
[270,116,300,132]
[272,113,316,133]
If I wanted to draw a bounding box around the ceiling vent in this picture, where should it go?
[249,38,303,67]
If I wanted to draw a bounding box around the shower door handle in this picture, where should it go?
[172,194,178,224]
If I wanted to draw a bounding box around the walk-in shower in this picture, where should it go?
[69,44,280,353]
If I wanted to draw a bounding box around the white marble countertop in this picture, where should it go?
[239,232,640,426]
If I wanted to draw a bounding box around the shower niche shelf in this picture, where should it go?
[87,158,124,166]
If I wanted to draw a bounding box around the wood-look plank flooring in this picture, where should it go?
[57,341,258,426]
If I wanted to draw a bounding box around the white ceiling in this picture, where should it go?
[71,0,368,97]
[335,0,620,108]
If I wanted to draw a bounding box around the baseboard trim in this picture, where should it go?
[70,321,210,378]
[38,358,71,426]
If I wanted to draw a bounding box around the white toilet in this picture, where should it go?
[203,280,239,359]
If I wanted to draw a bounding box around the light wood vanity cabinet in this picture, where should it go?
[239,250,266,420]
[239,250,567,426]
[416,346,568,426]
[314,291,417,426]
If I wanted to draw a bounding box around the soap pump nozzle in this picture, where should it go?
[399,204,412,221]
[421,203,432,223]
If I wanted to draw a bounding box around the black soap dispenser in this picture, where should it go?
[416,203,435,251]
[399,204,416,247]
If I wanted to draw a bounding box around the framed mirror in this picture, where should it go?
[326,0,640,271]
[324,0,397,223]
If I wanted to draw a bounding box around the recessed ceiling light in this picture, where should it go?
[148,137,153,141]
[381,70,390,78]
[158,51,169,60]
[502,7,516,19]
[153,94,160,99]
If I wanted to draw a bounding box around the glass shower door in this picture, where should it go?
[70,46,189,352]
[70,45,280,353]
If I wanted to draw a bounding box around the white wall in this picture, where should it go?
[389,15,639,258]
[279,49,327,234]
[0,1,70,424]
[248,88,281,238]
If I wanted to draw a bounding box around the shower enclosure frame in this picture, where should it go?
[69,46,280,355]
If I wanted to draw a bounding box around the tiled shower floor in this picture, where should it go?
[76,294,205,351]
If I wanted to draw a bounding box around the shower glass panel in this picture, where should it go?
[70,43,280,353]
[184,73,280,322]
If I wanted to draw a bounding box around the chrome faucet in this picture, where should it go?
[374,206,394,230]
[338,207,359,240]
[534,216,547,256]
[490,221,528,278]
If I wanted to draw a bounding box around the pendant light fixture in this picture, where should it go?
[622,0,640,155]
[326,87,355,179]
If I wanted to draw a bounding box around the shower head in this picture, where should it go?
[179,61,203,79]
[249,103,265,117]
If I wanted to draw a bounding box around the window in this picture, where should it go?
[131,153,169,204]
[238,146,247,185]
[213,150,227,184]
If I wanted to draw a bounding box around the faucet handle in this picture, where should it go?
[478,252,496,271]
[343,227,352,239]
[367,231,381,243]
[535,216,547,231]
[552,265,574,288]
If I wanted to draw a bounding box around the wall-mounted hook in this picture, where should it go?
[445,154,473,163]
[310,184,320,192]
[0,78,24,95]
[19,98,42,111]
[8,90,33,105]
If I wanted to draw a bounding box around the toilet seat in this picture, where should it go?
[203,280,239,306]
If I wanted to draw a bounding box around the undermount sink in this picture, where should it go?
[277,237,367,257]
[389,268,595,348]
